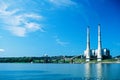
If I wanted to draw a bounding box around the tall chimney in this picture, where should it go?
[85,26,90,61]
[97,24,102,61]
[87,26,90,50]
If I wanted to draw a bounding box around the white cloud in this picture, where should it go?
[56,38,69,47]
[48,0,76,7]
[8,27,26,37]
[0,49,5,52]
[0,3,44,37]
[25,22,45,32]
[23,14,42,19]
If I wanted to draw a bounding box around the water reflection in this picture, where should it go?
[84,63,120,80]
[0,63,119,80]
[84,63,92,79]
[96,63,103,79]
[84,63,104,80]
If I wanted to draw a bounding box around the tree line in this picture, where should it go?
[0,56,76,63]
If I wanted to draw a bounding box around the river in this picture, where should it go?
[0,63,119,80]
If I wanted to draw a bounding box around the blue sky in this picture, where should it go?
[0,0,120,57]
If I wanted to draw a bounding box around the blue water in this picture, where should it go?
[0,63,119,80]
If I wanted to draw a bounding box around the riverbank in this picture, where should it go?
[84,61,120,64]
[0,57,119,63]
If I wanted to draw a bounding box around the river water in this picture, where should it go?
[0,63,119,80]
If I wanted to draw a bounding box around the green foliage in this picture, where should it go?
[0,56,117,63]
[102,59,117,62]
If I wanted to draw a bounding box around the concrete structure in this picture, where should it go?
[84,24,111,61]
[97,24,102,61]
[84,26,91,61]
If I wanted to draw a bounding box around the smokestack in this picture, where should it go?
[87,26,90,50]
[98,24,102,49]
[85,26,90,61]
[97,24,102,61]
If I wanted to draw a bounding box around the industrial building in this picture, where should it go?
[84,24,111,61]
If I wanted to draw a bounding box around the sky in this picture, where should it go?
[0,0,120,57]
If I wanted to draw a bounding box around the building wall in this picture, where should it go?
[84,48,111,60]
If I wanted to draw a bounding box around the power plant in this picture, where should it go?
[84,24,111,61]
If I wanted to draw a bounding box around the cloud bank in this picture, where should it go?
[0,2,44,37]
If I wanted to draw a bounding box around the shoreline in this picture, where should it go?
[0,61,120,64]
[85,62,120,64]
[0,57,119,63]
